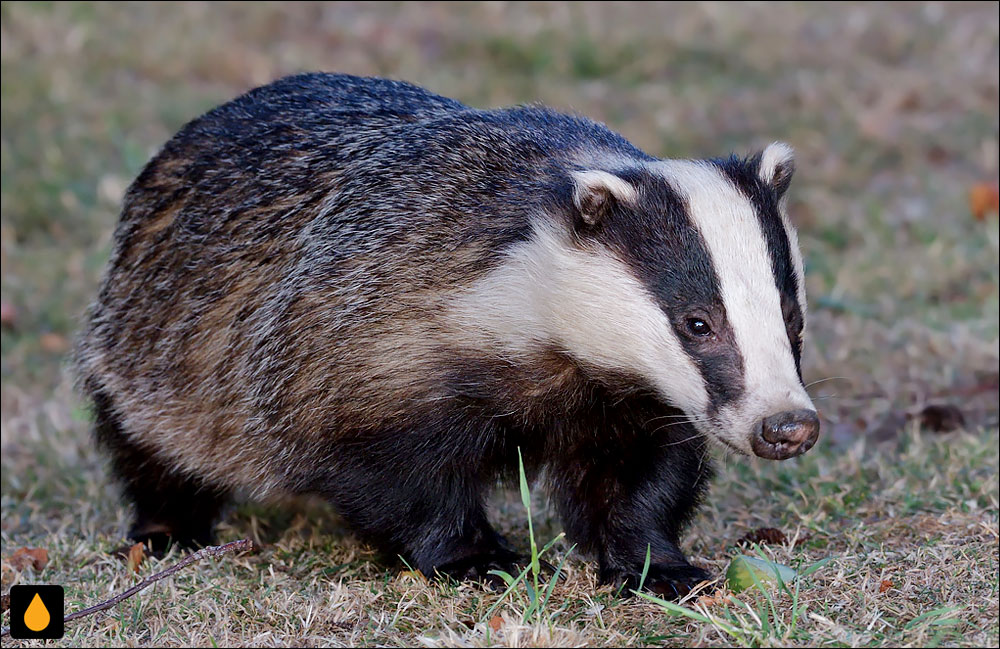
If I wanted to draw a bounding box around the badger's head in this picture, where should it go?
[550,143,818,459]
[465,142,818,459]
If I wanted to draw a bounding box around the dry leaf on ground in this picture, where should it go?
[969,182,1000,221]
[126,542,145,573]
[8,547,49,571]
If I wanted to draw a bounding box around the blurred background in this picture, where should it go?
[3,1,996,448]
[0,0,998,636]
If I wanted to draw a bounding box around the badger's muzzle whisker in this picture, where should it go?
[649,416,711,435]
[661,432,708,447]
[643,413,709,425]
[804,376,852,391]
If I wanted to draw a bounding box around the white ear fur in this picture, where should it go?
[572,170,637,226]
[758,142,795,197]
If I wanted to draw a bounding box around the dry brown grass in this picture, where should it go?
[2,2,998,646]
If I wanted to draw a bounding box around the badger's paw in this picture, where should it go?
[126,522,215,557]
[606,563,715,600]
[643,564,715,599]
[433,551,567,590]
[433,549,523,590]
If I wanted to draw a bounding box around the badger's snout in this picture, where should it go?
[750,409,820,460]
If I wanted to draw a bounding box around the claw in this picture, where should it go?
[605,563,714,600]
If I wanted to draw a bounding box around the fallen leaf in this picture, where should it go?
[397,569,426,583]
[8,547,49,571]
[39,333,69,353]
[969,181,1000,221]
[488,615,503,632]
[696,590,731,607]
[126,542,145,573]
[879,579,894,593]
[737,527,787,547]
[919,404,966,433]
[111,542,137,560]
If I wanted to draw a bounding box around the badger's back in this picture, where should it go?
[76,73,648,495]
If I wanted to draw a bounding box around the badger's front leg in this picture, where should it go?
[548,420,715,598]
[315,417,519,585]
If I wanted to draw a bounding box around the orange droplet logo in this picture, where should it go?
[24,592,51,632]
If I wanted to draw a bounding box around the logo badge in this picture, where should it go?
[9,585,64,639]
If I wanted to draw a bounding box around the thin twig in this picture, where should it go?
[0,538,253,637]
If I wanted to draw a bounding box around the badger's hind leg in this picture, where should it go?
[92,391,230,553]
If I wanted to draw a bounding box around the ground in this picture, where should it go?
[1,2,997,647]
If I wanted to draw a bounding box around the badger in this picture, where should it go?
[75,72,819,597]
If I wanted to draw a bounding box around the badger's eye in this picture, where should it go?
[686,318,712,337]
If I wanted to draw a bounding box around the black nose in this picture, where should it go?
[751,409,820,460]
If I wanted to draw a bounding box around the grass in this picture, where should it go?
[2,1,998,647]
[479,449,571,627]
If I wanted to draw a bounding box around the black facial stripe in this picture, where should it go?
[713,155,804,376]
[783,293,804,377]
[590,167,745,412]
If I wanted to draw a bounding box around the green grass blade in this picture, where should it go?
[523,579,539,621]
[636,592,742,639]
[517,447,540,589]
[482,563,533,621]
[539,544,575,616]
[487,569,517,588]
[797,556,834,579]
[638,543,652,593]
[904,606,964,630]
[517,447,531,511]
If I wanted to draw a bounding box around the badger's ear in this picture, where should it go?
[757,142,795,200]
[571,170,637,227]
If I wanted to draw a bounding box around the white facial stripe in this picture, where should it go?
[449,221,709,414]
[653,160,813,451]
